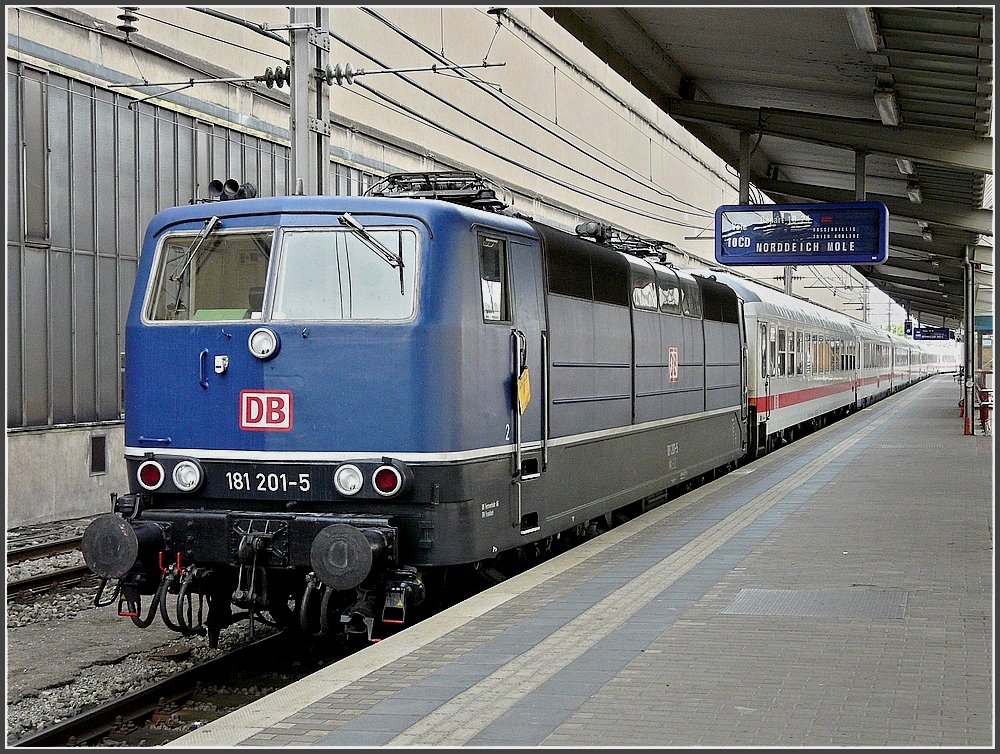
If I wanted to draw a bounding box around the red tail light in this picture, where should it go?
[137,460,165,491]
[372,465,402,497]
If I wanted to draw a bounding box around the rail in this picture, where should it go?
[7,564,96,598]
[7,536,84,564]
[8,631,291,747]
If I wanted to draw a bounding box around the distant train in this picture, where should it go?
[81,171,949,646]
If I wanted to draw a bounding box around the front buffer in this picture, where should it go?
[81,499,425,647]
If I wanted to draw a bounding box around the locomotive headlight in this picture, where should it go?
[137,460,165,491]
[171,460,203,492]
[248,327,280,360]
[333,464,364,496]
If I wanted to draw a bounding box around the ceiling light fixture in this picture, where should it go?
[895,157,914,175]
[906,182,922,203]
[874,88,900,126]
[846,7,881,53]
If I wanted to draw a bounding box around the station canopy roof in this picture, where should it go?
[544,5,993,329]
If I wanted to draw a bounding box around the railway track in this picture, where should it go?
[8,631,304,747]
[7,536,95,599]
[7,564,97,598]
[8,535,85,564]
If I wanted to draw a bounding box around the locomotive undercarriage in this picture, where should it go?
[82,498,426,647]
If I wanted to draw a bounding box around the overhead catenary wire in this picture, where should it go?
[351,78,709,232]
[466,7,737,194]
[141,7,714,225]
[360,7,714,218]
[327,30,709,229]
[141,7,289,62]
[28,7,716,235]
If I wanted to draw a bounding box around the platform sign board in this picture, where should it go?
[715,202,889,266]
[913,326,953,340]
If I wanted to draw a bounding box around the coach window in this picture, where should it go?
[776,328,787,376]
[794,330,803,374]
[479,236,510,322]
[786,329,795,376]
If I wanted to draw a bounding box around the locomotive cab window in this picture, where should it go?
[479,236,510,322]
[272,227,417,321]
[147,230,274,321]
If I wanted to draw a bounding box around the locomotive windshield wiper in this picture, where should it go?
[169,215,222,316]
[339,213,403,269]
[170,215,222,283]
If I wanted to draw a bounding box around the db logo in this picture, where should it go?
[668,347,679,383]
[240,390,293,431]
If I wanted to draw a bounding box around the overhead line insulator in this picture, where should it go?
[323,63,355,86]
[262,66,290,88]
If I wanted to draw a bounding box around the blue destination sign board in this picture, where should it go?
[913,326,953,340]
[715,201,889,266]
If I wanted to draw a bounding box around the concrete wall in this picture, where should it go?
[6,424,128,529]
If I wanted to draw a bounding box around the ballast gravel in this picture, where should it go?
[6,569,266,744]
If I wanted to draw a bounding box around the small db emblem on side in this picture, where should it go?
[240,390,293,431]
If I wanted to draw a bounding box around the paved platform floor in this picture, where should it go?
[172,375,993,748]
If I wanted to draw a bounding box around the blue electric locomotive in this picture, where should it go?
[82,172,748,645]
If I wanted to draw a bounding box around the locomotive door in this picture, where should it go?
[508,238,546,534]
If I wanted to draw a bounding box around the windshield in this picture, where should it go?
[272,228,417,321]
[146,229,273,321]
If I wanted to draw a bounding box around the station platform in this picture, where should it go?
[172,375,993,748]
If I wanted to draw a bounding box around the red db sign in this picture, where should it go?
[240,390,293,431]
[668,347,679,383]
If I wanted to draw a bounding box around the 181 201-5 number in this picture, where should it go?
[225,471,311,492]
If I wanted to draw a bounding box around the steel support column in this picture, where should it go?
[963,248,975,435]
[289,7,331,196]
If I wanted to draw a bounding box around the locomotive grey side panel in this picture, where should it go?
[536,410,744,533]
[633,307,665,423]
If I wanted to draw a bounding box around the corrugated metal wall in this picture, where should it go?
[6,60,300,430]
[5,60,395,434]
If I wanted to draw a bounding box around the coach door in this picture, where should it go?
[760,321,773,421]
[508,237,547,534]
[738,299,748,425]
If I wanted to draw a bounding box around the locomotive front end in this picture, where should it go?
[82,196,439,646]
